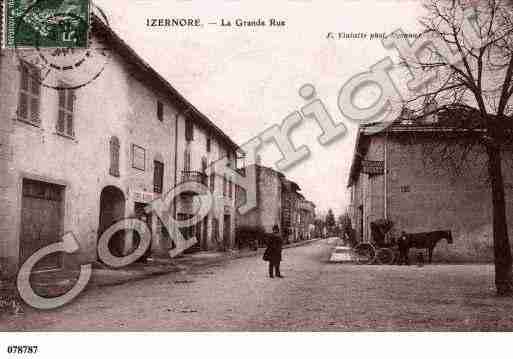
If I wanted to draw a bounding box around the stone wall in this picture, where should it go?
[386,135,513,262]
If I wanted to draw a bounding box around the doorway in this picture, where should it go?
[134,202,152,261]
[20,179,65,271]
[98,186,125,257]
[223,214,231,249]
[202,216,208,250]
[358,205,364,242]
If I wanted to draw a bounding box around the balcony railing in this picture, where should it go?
[181,170,207,185]
[299,201,314,212]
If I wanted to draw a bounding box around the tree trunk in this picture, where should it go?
[487,144,513,296]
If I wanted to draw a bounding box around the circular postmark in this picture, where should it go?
[14,0,111,90]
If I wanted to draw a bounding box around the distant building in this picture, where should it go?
[347,108,513,261]
[298,199,316,241]
[236,164,316,243]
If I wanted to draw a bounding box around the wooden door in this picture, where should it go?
[223,214,231,249]
[202,216,208,250]
[20,179,64,271]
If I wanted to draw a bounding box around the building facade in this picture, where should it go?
[298,199,316,241]
[237,164,316,243]
[0,16,238,277]
[347,110,513,261]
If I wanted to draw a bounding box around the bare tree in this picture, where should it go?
[397,0,513,294]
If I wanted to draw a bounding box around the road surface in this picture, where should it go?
[3,238,513,331]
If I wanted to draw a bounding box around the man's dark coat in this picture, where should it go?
[265,234,283,262]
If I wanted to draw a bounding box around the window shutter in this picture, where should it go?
[210,164,215,193]
[184,149,191,172]
[56,87,74,136]
[157,101,164,121]
[109,137,120,177]
[18,64,40,124]
[154,160,164,194]
[185,120,194,141]
[19,93,28,119]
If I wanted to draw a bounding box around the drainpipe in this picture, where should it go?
[173,107,194,218]
[384,134,388,219]
[173,112,179,219]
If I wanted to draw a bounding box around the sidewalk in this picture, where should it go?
[0,237,323,314]
[90,236,323,288]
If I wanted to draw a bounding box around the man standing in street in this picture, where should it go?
[397,231,410,265]
[264,225,284,278]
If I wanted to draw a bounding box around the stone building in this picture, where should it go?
[347,108,513,261]
[298,199,316,241]
[237,164,284,235]
[236,164,316,243]
[281,178,303,243]
[0,15,238,277]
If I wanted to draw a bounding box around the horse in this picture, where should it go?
[406,230,453,263]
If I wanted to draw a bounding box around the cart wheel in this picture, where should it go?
[353,243,376,264]
[376,248,395,265]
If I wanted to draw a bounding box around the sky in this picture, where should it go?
[95,0,424,216]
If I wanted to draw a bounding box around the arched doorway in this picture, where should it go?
[98,186,125,257]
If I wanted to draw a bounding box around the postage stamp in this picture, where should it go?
[7,0,111,90]
[4,0,91,48]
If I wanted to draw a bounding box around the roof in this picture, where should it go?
[241,164,285,178]
[347,107,513,187]
[239,164,304,194]
[282,178,301,193]
[91,15,239,151]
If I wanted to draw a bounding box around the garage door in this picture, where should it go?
[20,179,64,271]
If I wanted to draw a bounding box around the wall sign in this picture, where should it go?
[133,190,154,203]
[132,144,146,171]
[362,160,384,175]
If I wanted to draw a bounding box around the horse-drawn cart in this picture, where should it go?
[353,242,396,264]
[350,230,453,265]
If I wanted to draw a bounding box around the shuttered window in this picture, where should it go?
[206,136,211,152]
[109,136,120,177]
[154,160,164,194]
[210,162,215,192]
[18,63,41,125]
[157,101,164,122]
[185,119,194,141]
[184,149,191,172]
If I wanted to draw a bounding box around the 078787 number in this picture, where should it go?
[7,346,38,354]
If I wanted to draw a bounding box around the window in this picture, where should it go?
[109,136,120,177]
[223,174,227,197]
[184,149,191,172]
[211,217,219,243]
[185,119,194,141]
[57,87,75,137]
[18,63,41,125]
[210,162,215,193]
[201,157,208,186]
[201,157,207,173]
[157,101,164,122]
[400,185,411,193]
[154,160,164,194]
[132,144,146,171]
[206,136,211,153]
[229,178,233,199]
